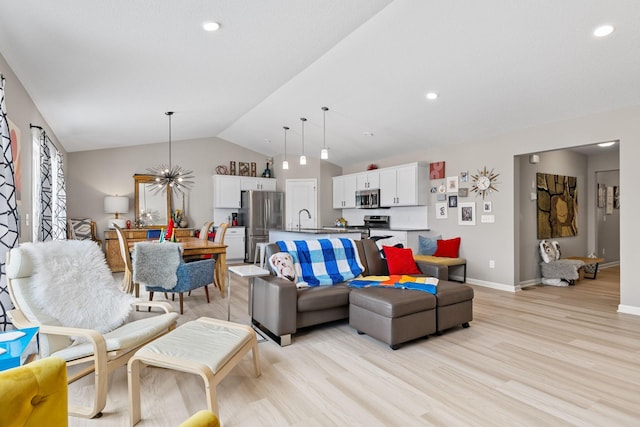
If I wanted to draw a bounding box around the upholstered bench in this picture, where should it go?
[128,317,261,424]
[414,254,467,283]
[349,287,437,350]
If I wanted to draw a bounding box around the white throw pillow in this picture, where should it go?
[269,252,297,282]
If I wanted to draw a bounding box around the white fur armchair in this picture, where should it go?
[539,240,585,286]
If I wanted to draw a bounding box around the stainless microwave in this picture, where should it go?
[355,189,380,209]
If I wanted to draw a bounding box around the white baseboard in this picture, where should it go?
[466,278,519,292]
[618,305,640,316]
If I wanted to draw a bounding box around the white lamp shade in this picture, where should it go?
[104,196,129,214]
[320,148,328,159]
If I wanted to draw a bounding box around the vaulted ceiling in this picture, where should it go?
[0,1,637,166]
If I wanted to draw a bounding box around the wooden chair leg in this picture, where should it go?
[179,293,184,314]
[204,286,210,303]
[148,291,154,312]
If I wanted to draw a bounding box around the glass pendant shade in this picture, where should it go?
[282,126,289,170]
[321,106,329,160]
[299,117,307,166]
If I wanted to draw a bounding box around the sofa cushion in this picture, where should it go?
[433,237,461,258]
[383,246,421,275]
[435,281,474,307]
[269,253,296,282]
[349,287,436,318]
[297,284,351,312]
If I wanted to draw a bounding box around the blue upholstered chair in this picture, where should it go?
[133,242,215,314]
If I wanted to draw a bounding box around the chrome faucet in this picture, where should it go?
[298,208,311,230]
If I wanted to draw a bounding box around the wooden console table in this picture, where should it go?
[104,228,194,272]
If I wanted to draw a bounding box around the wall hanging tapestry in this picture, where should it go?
[536,172,578,239]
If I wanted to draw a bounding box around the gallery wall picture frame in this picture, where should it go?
[483,201,492,212]
[430,161,445,179]
[435,202,448,219]
[458,188,468,197]
[229,161,236,175]
[250,162,257,177]
[448,195,458,208]
[460,171,469,182]
[446,176,459,193]
[458,202,476,225]
[437,193,447,201]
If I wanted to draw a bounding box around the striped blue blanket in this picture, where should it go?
[276,238,364,286]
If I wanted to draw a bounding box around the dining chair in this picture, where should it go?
[199,221,215,241]
[214,222,229,244]
[114,224,138,296]
[133,242,215,314]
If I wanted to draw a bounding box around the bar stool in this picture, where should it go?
[253,242,269,269]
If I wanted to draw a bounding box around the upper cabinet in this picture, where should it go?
[240,177,277,192]
[332,175,357,208]
[356,171,380,190]
[213,175,242,208]
[213,175,277,208]
[379,163,428,207]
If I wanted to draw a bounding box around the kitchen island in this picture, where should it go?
[269,228,362,243]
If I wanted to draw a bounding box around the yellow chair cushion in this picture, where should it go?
[0,356,68,427]
[178,410,220,427]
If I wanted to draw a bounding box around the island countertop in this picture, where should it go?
[269,228,362,242]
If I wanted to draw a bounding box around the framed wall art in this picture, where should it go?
[448,195,458,208]
[458,188,468,197]
[239,162,250,176]
[429,161,445,179]
[446,176,459,193]
[458,202,476,225]
[435,202,448,219]
[483,201,492,212]
[536,172,577,238]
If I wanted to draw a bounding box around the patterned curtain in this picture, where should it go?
[52,150,67,239]
[0,75,20,331]
[31,127,66,242]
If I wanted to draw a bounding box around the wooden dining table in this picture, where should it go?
[130,237,228,296]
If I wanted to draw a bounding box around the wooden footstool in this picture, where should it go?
[128,317,261,425]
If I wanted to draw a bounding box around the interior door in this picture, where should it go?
[285,179,317,230]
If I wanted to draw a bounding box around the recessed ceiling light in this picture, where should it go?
[425,92,438,100]
[203,22,221,32]
[597,141,616,147]
[363,131,374,137]
[593,25,614,37]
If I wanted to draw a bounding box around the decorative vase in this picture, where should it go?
[179,219,188,228]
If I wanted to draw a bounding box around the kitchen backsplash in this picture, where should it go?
[340,206,428,229]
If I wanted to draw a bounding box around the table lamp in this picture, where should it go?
[104,195,129,228]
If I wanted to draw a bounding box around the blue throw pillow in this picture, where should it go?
[418,235,441,255]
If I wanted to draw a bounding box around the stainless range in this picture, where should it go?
[344,215,390,239]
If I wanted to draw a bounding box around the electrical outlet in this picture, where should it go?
[602,248,606,255]
[489,260,495,268]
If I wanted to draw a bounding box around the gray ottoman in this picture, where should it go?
[434,281,474,333]
[349,287,437,350]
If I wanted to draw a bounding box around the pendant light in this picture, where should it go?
[147,112,194,195]
[320,106,329,160]
[282,126,290,170]
[299,117,307,165]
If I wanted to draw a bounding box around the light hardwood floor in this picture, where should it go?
[68,265,640,426]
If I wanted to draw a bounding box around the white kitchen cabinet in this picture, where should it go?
[224,226,245,261]
[332,175,357,208]
[356,171,380,190]
[213,175,242,208]
[379,163,428,207]
[213,176,277,209]
[240,177,277,191]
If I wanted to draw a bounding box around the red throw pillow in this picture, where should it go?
[434,237,461,258]
[383,246,422,275]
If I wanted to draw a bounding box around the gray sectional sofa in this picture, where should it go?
[251,239,474,348]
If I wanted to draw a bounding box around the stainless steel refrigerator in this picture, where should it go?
[239,190,285,262]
